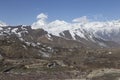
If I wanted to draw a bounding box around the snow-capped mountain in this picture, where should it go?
[31,19,120,47]
[0,21,7,27]
[0,23,119,49]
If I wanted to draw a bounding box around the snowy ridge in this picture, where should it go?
[32,19,120,42]
[0,21,7,27]
[31,13,120,42]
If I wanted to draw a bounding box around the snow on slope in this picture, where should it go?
[32,13,120,41]
[0,21,7,27]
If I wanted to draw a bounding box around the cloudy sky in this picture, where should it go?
[0,0,120,25]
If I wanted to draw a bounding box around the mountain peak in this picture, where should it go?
[0,21,8,27]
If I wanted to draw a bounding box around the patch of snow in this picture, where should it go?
[39,50,49,57]
[37,42,41,45]
[31,43,37,47]
[17,32,22,37]
[69,30,76,40]
[11,28,18,33]
[73,28,86,39]
[21,26,27,30]
[22,45,27,49]
[25,42,31,46]
[46,34,53,41]
[19,38,24,41]
[47,47,52,50]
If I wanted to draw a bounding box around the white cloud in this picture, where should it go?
[31,13,48,29]
[37,13,48,20]
[72,16,89,23]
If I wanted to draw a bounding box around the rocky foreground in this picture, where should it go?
[0,47,120,80]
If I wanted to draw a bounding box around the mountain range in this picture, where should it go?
[1,20,120,49]
[1,21,120,79]
[0,21,119,58]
